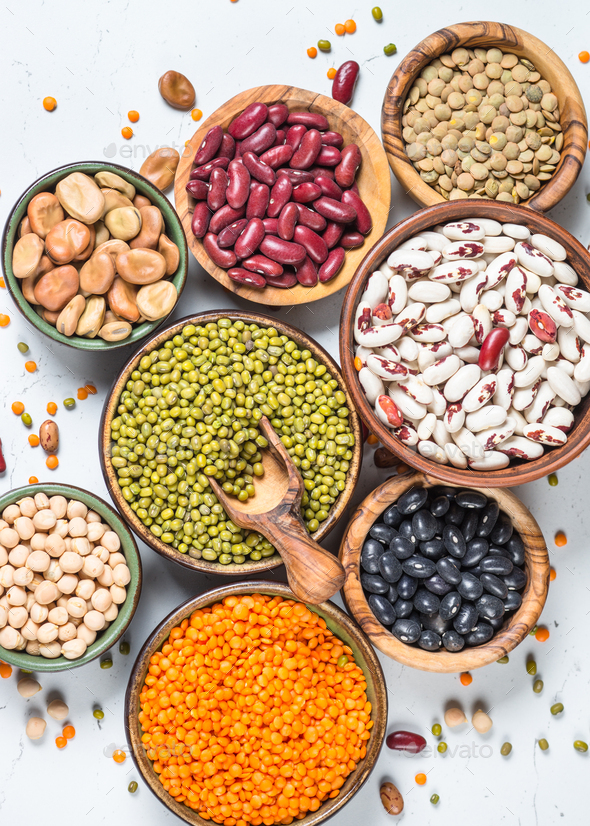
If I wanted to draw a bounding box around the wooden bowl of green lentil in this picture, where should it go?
[99,311,362,574]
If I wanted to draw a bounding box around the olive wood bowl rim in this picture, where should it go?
[100,310,362,575]
[339,470,549,672]
[382,21,588,213]
[1,160,189,351]
[125,581,387,826]
[340,199,590,487]
[174,83,391,306]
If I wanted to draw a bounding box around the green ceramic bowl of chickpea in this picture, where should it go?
[1,161,188,351]
[0,483,142,672]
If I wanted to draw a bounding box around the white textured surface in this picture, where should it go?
[1,2,590,823]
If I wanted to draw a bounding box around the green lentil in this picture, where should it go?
[550,702,564,715]
[501,742,512,756]
[371,6,383,20]
[337,655,349,668]
[437,742,447,753]
[93,709,104,719]
[548,473,558,486]
[128,781,139,793]
[430,794,440,805]
[431,723,442,737]
[527,660,537,676]
[318,39,331,52]
[63,397,76,409]
[497,656,509,664]
[384,43,397,56]
[21,412,32,427]
[538,738,549,750]
[100,658,113,669]
[108,319,354,565]
[119,640,130,655]
[574,740,588,752]
[17,342,29,354]
[533,679,544,694]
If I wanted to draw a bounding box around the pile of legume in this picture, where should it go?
[138,593,372,824]
[109,319,354,564]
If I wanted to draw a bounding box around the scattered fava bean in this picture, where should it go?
[574,740,588,752]
[501,742,512,756]
[384,43,397,55]
[550,703,564,715]
[26,716,47,739]
[318,39,331,51]
[430,794,440,805]
[372,6,383,20]
[539,738,549,750]
[527,660,537,676]
[158,70,195,110]
[548,473,558,486]
[438,742,447,753]
[497,656,509,664]
[119,640,130,655]
[100,658,113,669]
[93,708,105,720]
[472,709,493,733]
[432,723,442,737]
[17,342,29,353]
[533,679,544,693]
[128,781,138,794]
[380,781,404,815]
[21,413,32,427]
[63,398,76,409]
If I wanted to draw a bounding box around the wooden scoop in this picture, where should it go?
[207,416,346,604]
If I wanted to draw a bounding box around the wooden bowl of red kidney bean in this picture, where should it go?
[340,471,549,673]
[174,85,391,305]
[340,199,590,487]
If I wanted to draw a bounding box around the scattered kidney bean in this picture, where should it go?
[227,267,266,289]
[242,151,276,186]
[386,730,427,753]
[194,125,224,166]
[228,102,268,139]
[0,439,5,473]
[295,255,319,287]
[278,203,299,241]
[190,156,230,181]
[203,233,237,268]
[319,246,346,282]
[267,176,293,218]
[242,254,283,277]
[226,161,251,210]
[336,143,362,187]
[217,218,248,248]
[332,60,360,106]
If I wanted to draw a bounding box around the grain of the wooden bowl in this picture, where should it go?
[175,84,391,306]
[340,199,590,487]
[0,483,142,671]
[2,161,188,351]
[340,471,549,673]
[125,581,387,825]
[382,21,587,212]
[100,310,362,575]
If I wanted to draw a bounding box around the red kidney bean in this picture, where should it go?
[309,166,335,180]
[292,182,321,203]
[335,143,362,187]
[259,236,306,266]
[287,111,329,131]
[528,309,558,342]
[321,131,344,147]
[293,225,328,264]
[240,122,277,155]
[226,160,251,210]
[209,204,246,234]
[0,439,5,473]
[246,182,270,220]
[207,167,228,212]
[385,731,426,754]
[234,140,243,159]
[322,221,344,249]
[242,151,276,186]
[341,189,372,234]
[277,168,314,185]
[296,204,327,232]
[204,232,237,268]
[227,267,266,289]
[278,202,299,241]
[194,125,224,166]
[217,218,248,248]
[234,218,265,259]
[217,133,236,160]
[478,327,510,370]
[273,129,286,146]
[259,144,294,169]
[314,196,356,223]
[262,218,279,235]
[318,246,345,282]
[349,180,359,194]
[315,175,342,200]
[332,60,360,106]
[243,254,283,277]
[267,103,289,127]
[341,230,364,248]
[186,179,209,199]
[290,129,323,170]
[190,156,230,181]
[265,270,298,289]
[316,145,342,166]
[191,202,211,238]
[285,124,307,151]
[228,102,268,140]
[267,176,293,219]
[295,255,318,287]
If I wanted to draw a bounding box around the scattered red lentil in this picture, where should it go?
[47,402,58,415]
[327,68,337,79]
[366,434,379,445]
[46,455,59,470]
[0,662,12,679]
[344,19,357,33]
[536,627,550,642]
[460,672,473,686]
[0,314,10,327]
[55,736,67,749]
[77,387,89,400]
[335,23,345,36]
[128,110,140,122]
[415,773,427,785]
[354,356,362,371]
[43,97,57,111]
[307,46,318,58]
[11,402,25,415]
[113,749,127,764]
[28,476,38,484]
[550,568,557,581]
[0,277,5,288]
[63,725,76,739]
[121,127,133,140]
[28,434,40,447]
[554,531,567,547]
[579,51,590,63]
[191,108,203,121]
[25,361,37,372]
[85,384,98,395]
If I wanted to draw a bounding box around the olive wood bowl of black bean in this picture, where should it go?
[339,470,549,672]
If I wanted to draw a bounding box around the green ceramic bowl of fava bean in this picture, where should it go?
[0,483,142,672]
[1,161,188,351]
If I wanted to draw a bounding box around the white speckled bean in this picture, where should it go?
[523,269,541,294]
[379,260,393,279]
[575,377,590,397]
[492,308,517,328]
[546,366,580,405]
[375,344,401,365]
[553,357,575,377]
[427,249,443,267]
[361,270,389,309]
[444,403,465,433]
[393,422,419,446]
[531,234,566,262]
[542,342,560,361]
[509,316,529,345]
[429,260,479,284]
[408,280,451,303]
[522,422,567,446]
[420,231,449,252]
[481,235,516,254]
[504,266,528,314]
[417,440,448,464]
[504,345,528,372]
[448,314,475,348]
[543,407,574,432]
[555,285,590,312]
[442,221,485,241]
[417,412,437,441]
[355,323,403,347]
[358,367,384,405]
[354,345,374,368]
[398,236,428,251]
[409,323,447,343]
[442,240,485,260]
[468,451,510,470]
[354,302,372,342]
[520,297,532,316]
[497,435,544,460]
[572,310,590,343]
[484,252,517,289]
[432,418,453,448]
[475,418,516,450]
[422,354,463,386]
[508,407,528,435]
[552,260,578,286]
[527,382,558,423]
[514,355,545,388]
[444,442,468,468]
[425,298,462,323]
[387,249,434,278]
[539,284,574,327]
[387,275,408,315]
[522,334,545,356]
[556,326,582,363]
[515,242,554,277]
[453,345,480,364]
[443,363,481,402]
[452,426,485,459]
[574,345,590,382]
[472,304,492,344]
[428,387,447,417]
[462,375,498,413]
[366,354,408,381]
[388,385,427,420]
[512,379,541,411]
[397,374,434,405]
[480,289,503,311]
[395,337,418,362]
[503,224,530,241]
[416,342,453,372]
[460,273,488,313]
[467,218,502,236]
[492,369,515,410]
[465,405,507,432]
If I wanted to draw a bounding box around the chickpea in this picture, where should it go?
[7,585,28,606]
[18,677,42,698]
[9,544,30,567]
[86,510,101,523]
[66,597,87,618]
[67,500,88,520]
[68,516,88,537]
[34,493,50,510]
[83,556,104,579]
[56,574,78,595]
[0,528,20,549]
[39,641,61,658]
[2,505,21,524]
[91,588,113,613]
[26,717,47,740]
[26,550,50,572]
[87,523,105,543]
[34,581,59,605]
[59,551,84,574]
[103,602,118,622]
[30,602,48,623]
[112,564,130,587]
[109,552,126,568]
[58,622,77,642]
[13,567,34,587]
[37,622,59,643]
[22,618,40,641]
[77,624,97,646]
[26,639,40,655]
[18,498,37,518]
[0,626,24,649]
[101,531,121,553]
[8,606,28,628]
[0,605,7,628]
[93,546,110,564]
[71,537,91,556]
[61,639,88,659]
[84,610,106,632]
[50,520,69,539]
[110,584,127,605]
[49,496,68,519]
[14,516,35,540]
[47,606,68,626]
[0,565,15,588]
[30,534,48,551]
[75,579,95,600]
[47,699,69,720]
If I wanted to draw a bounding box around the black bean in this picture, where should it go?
[394,598,414,618]
[397,487,428,515]
[360,573,389,595]
[420,612,452,635]
[462,538,489,568]
[461,510,479,543]
[444,501,465,526]
[383,503,403,528]
[369,523,397,545]
[436,557,462,585]
[503,591,522,612]
[464,622,494,646]
[490,514,513,545]
[453,602,479,635]
[360,538,386,574]
[502,568,527,591]
[368,593,396,626]
[481,572,509,599]
[434,516,446,535]
[419,629,442,651]
[424,574,453,596]
[443,525,466,558]
[392,617,421,644]
[390,535,416,560]
[439,591,462,620]
[399,520,418,545]
[488,546,511,559]
[442,629,465,652]
[402,555,436,579]
[413,587,440,615]
[505,534,525,567]
[430,486,457,500]
[397,574,418,600]
[378,551,403,583]
[386,584,398,604]
[456,490,488,509]
[488,615,505,631]
[468,565,483,578]
[476,501,500,537]
[412,508,438,541]
[430,495,450,517]
[458,572,483,601]
[480,556,513,575]
[420,537,445,561]
[476,593,505,620]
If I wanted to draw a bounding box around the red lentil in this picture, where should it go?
[25,361,37,372]
[460,672,472,686]
[554,531,567,547]
[47,402,58,415]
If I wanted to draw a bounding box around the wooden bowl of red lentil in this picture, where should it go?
[125,581,387,826]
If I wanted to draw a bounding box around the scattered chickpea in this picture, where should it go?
[472,709,493,733]
[444,707,467,727]
[43,97,57,111]
[26,717,46,740]
[17,677,42,697]
[47,699,69,720]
